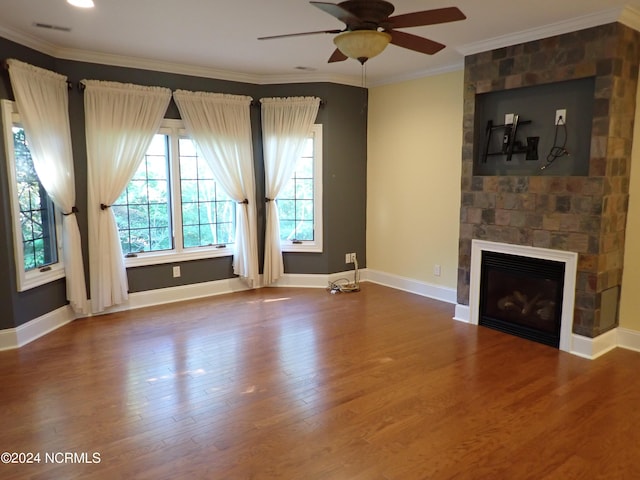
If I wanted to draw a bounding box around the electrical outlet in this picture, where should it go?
[433,264,441,277]
[505,113,514,125]
[172,266,181,278]
[555,109,566,125]
[345,253,356,264]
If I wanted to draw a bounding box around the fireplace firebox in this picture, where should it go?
[479,251,565,348]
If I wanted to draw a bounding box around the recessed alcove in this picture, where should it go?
[473,77,595,177]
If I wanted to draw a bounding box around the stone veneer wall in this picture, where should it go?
[458,23,640,338]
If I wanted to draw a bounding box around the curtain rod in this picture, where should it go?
[3,60,73,90]
[251,99,325,107]
[75,82,325,105]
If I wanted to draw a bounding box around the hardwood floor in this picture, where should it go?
[1,283,640,479]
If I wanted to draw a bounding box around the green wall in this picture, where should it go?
[0,36,368,329]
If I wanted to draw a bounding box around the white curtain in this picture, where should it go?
[84,80,171,313]
[260,97,320,285]
[7,59,89,314]
[173,90,259,287]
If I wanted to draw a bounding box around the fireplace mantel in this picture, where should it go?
[468,240,577,352]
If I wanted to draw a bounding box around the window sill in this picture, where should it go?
[19,264,65,292]
[281,242,323,254]
[124,246,234,268]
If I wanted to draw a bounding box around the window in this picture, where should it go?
[278,124,323,253]
[113,119,235,267]
[1,100,64,291]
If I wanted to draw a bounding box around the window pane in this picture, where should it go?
[178,138,235,248]
[280,220,295,241]
[181,180,198,203]
[279,179,295,200]
[199,224,214,245]
[295,221,314,241]
[303,138,314,157]
[277,199,295,220]
[113,134,172,254]
[297,157,313,178]
[276,134,316,243]
[183,225,200,248]
[12,126,58,271]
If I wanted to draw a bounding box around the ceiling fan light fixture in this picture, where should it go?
[67,0,95,8]
[333,30,391,64]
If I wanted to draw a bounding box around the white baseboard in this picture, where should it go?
[570,329,619,359]
[364,269,457,304]
[0,305,75,351]
[453,304,470,323]
[617,328,640,353]
[266,271,348,289]
[97,277,252,315]
[454,302,623,360]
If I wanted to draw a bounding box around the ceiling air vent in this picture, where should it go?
[33,22,72,32]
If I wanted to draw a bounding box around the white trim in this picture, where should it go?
[280,124,323,253]
[619,6,640,32]
[617,328,640,353]
[457,7,626,57]
[454,304,470,323]
[95,277,251,315]
[1,100,66,292]
[455,303,625,360]
[469,240,577,353]
[0,305,75,351]
[364,269,457,304]
[570,330,618,360]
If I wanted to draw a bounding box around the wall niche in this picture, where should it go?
[473,77,595,177]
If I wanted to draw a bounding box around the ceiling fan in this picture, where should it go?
[258,1,466,64]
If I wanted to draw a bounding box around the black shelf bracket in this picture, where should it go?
[482,115,538,162]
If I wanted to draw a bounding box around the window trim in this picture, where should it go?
[280,123,323,253]
[122,118,234,268]
[1,100,65,291]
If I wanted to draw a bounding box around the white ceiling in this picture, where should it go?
[1,0,639,87]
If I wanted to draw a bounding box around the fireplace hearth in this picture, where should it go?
[479,251,565,348]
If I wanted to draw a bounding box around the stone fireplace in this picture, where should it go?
[456,22,640,348]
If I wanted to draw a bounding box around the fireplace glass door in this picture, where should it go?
[479,251,565,348]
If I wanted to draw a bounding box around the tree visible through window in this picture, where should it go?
[179,137,235,248]
[111,121,236,260]
[113,134,172,254]
[12,126,58,270]
[277,124,322,252]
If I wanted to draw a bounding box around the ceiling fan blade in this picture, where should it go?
[258,29,343,40]
[310,1,362,26]
[388,7,466,29]
[388,30,446,55]
[328,48,348,63]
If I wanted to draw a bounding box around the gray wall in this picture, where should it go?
[0,36,368,329]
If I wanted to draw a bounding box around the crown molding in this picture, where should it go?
[0,23,363,87]
[456,6,626,57]
[368,60,464,87]
[619,5,640,32]
[0,24,57,57]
